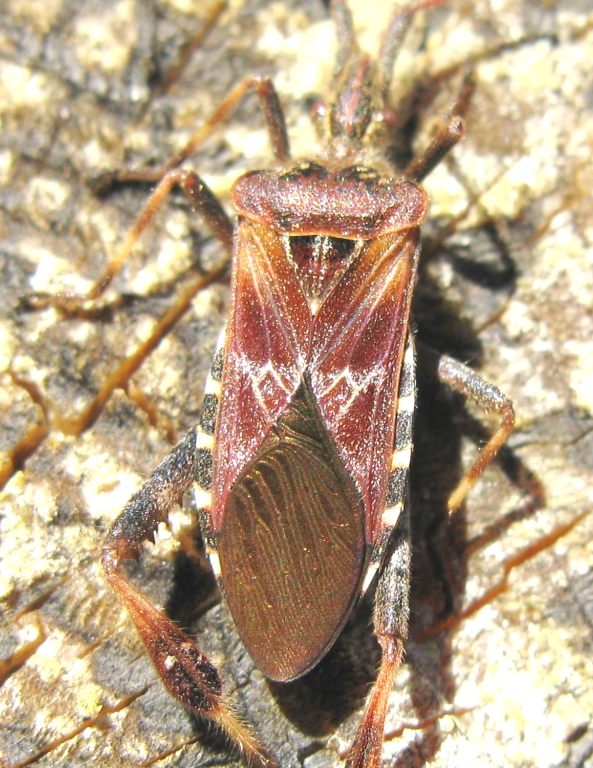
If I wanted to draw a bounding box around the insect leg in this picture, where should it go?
[403,115,464,183]
[24,169,233,311]
[330,0,356,73]
[93,169,233,296]
[345,504,412,768]
[430,351,516,513]
[378,0,449,95]
[102,428,278,768]
[404,67,477,183]
[161,74,290,168]
[150,0,227,101]
[94,74,290,197]
[27,70,289,310]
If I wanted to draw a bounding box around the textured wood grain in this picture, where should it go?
[1,1,592,767]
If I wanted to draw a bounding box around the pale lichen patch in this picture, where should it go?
[73,0,137,75]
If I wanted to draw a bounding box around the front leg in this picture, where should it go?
[23,169,233,313]
[102,429,278,768]
[434,353,515,513]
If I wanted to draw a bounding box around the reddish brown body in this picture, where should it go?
[214,166,426,681]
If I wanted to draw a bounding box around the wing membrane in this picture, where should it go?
[217,381,366,681]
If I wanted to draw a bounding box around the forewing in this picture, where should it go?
[211,220,312,531]
[217,382,366,682]
[309,230,420,543]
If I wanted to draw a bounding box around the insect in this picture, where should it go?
[100,1,515,766]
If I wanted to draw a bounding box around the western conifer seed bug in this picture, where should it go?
[95,1,517,767]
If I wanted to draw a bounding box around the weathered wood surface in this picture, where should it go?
[1,1,592,767]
